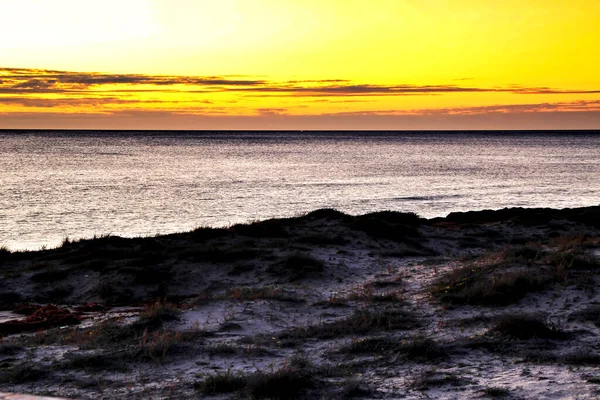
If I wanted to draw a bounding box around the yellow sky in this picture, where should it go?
[1,0,599,129]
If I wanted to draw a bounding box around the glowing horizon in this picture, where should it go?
[1,0,599,130]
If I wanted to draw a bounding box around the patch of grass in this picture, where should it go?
[0,246,34,264]
[204,342,239,356]
[139,328,183,360]
[0,362,49,384]
[431,245,563,305]
[58,351,131,372]
[483,386,511,397]
[246,367,315,399]
[489,315,566,340]
[188,226,229,242]
[552,233,599,252]
[195,355,317,399]
[341,337,446,362]
[268,254,325,281]
[280,308,418,341]
[433,266,550,305]
[562,350,600,365]
[134,301,181,330]
[233,218,290,238]
[194,369,248,394]
[0,343,24,356]
[340,337,398,354]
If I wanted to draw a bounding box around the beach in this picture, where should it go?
[1,205,600,398]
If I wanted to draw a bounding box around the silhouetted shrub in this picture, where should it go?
[302,208,350,221]
[352,211,421,242]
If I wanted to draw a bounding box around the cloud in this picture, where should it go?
[0,96,159,108]
[2,67,599,98]
[413,100,600,115]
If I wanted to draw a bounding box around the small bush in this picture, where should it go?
[352,212,421,242]
[135,301,181,330]
[302,208,349,221]
[139,328,183,360]
[489,315,566,340]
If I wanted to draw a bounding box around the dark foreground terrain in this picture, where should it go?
[1,206,600,399]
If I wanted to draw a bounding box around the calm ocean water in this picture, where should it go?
[1,131,599,250]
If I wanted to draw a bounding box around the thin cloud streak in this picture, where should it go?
[1,67,599,97]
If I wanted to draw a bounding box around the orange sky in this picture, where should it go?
[1,0,599,130]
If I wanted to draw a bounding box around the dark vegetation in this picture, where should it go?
[432,241,599,305]
[483,386,511,397]
[340,336,447,362]
[438,206,600,228]
[279,308,419,341]
[195,355,318,399]
[267,253,325,281]
[352,211,422,242]
[489,315,567,340]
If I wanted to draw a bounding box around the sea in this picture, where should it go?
[1,130,599,251]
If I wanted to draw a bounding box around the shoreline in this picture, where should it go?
[1,205,600,398]
[4,204,599,253]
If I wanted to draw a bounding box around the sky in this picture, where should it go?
[1,0,599,130]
